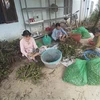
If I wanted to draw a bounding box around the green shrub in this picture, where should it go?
[0,39,22,81]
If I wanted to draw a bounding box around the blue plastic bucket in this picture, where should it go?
[41,48,62,68]
[83,50,100,60]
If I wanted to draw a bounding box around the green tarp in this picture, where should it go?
[63,58,100,86]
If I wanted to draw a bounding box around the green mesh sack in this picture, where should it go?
[63,59,87,86]
[72,26,91,39]
[87,58,100,85]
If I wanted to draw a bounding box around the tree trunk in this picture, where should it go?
[92,12,100,33]
[92,12,100,29]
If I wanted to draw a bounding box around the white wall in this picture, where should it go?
[88,0,98,16]
[0,0,25,41]
[72,0,81,22]
[47,0,64,24]
[0,0,98,40]
[79,0,99,21]
[92,0,98,10]
[72,0,89,22]
[49,0,64,19]
[21,0,65,32]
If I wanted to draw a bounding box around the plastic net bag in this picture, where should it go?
[72,26,91,39]
[63,59,87,86]
[87,58,100,85]
[41,49,62,63]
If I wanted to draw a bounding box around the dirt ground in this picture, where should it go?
[0,60,100,100]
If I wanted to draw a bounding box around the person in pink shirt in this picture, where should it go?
[20,30,40,62]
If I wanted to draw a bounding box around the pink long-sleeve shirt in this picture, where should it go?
[20,37,38,57]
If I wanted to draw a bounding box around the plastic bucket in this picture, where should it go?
[41,48,62,68]
[83,50,100,60]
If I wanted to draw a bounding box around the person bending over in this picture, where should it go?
[20,30,39,62]
[51,23,68,41]
[86,28,100,52]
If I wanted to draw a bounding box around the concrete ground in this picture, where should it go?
[0,60,100,100]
